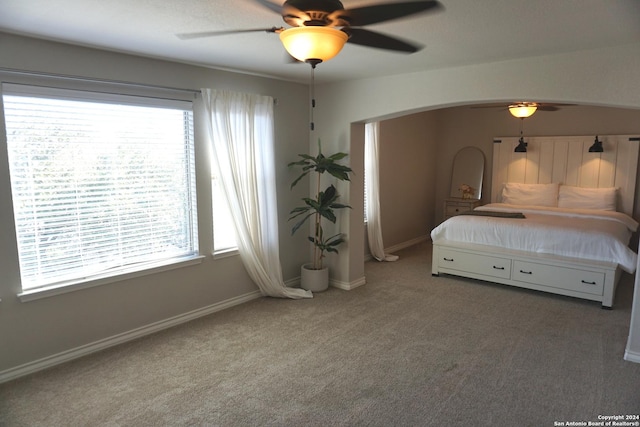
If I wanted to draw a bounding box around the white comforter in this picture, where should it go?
[430,203,639,273]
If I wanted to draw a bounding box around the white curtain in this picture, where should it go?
[365,122,398,262]
[202,89,312,299]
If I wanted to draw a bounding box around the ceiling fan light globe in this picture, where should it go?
[279,27,348,62]
[508,104,537,118]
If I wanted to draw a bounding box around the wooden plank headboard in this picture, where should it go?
[491,135,639,216]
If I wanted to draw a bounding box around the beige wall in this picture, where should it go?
[365,112,436,256]
[0,33,310,376]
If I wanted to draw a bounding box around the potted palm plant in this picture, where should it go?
[289,140,352,292]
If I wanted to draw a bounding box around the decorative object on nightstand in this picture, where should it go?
[458,183,476,199]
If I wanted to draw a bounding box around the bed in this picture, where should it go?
[431,135,640,308]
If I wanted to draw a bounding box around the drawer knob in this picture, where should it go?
[519,270,532,275]
[492,266,505,270]
[581,280,596,285]
[443,257,454,262]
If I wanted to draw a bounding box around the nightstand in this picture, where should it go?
[444,198,482,220]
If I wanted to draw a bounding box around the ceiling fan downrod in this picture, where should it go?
[309,62,317,130]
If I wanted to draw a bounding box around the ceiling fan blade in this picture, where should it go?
[253,0,285,14]
[469,104,508,109]
[470,102,576,112]
[344,28,423,53]
[177,27,283,40]
[537,103,575,111]
[253,0,310,26]
[537,106,559,112]
[332,0,442,27]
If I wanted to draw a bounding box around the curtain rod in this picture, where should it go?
[0,67,200,97]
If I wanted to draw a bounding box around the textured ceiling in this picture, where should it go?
[1,0,639,84]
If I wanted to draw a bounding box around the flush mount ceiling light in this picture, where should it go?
[508,102,538,119]
[279,26,349,66]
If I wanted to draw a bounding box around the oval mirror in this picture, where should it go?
[449,146,485,200]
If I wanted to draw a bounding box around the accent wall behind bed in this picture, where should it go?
[491,135,639,216]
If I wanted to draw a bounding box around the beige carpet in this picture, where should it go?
[1,241,639,426]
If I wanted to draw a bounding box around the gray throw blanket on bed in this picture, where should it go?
[458,210,526,218]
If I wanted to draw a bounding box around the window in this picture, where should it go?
[2,83,198,293]
[211,164,237,252]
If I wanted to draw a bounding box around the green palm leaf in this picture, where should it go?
[288,139,353,269]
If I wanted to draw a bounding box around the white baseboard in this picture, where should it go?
[287,274,366,291]
[288,234,431,290]
[385,235,429,254]
[365,235,429,262]
[624,349,640,363]
[331,276,366,291]
[0,290,262,384]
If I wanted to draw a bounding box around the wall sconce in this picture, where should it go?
[588,136,603,152]
[279,26,349,66]
[514,137,527,152]
[509,103,538,119]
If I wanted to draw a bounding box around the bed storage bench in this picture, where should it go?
[432,241,621,308]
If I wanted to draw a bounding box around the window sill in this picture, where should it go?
[213,247,239,260]
[17,255,205,303]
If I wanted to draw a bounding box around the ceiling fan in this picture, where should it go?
[177,0,444,66]
[472,102,575,118]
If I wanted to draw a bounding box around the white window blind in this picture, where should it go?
[2,83,198,291]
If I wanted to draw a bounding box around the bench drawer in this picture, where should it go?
[438,248,511,280]
[512,260,604,296]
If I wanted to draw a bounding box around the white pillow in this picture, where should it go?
[558,185,618,211]
[501,182,559,207]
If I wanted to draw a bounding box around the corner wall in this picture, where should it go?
[375,112,437,251]
[0,33,310,378]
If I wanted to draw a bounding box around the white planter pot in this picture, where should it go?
[300,263,329,292]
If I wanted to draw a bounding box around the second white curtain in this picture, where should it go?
[365,122,398,262]
[202,89,312,299]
